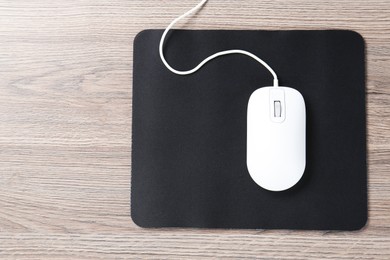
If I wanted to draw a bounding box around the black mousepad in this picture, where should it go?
[131,29,367,230]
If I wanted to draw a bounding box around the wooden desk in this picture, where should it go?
[0,0,389,258]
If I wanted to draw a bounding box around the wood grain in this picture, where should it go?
[0,0,389,259]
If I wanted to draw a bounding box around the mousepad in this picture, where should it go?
[131,29,367,230]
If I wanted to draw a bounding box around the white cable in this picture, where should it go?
[159,0,279,87]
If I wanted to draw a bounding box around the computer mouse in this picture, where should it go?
[247,86,306,191]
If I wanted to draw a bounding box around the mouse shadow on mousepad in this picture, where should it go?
[131,29,367,230]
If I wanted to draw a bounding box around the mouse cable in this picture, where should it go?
[159,0,279,87]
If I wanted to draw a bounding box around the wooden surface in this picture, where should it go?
[0,0,389,259]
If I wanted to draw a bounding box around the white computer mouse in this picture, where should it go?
[247,86,306,191]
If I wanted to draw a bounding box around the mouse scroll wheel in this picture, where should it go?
[274,101,282,117]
